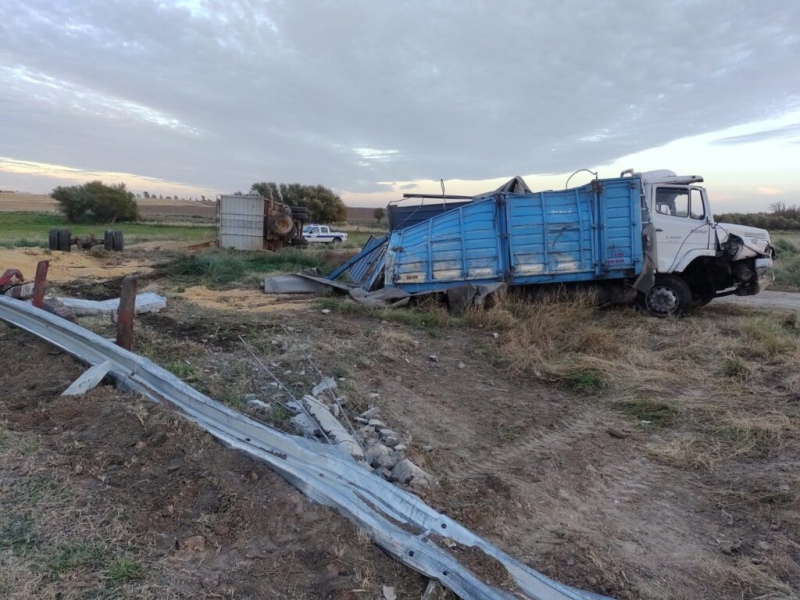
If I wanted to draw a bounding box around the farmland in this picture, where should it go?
[0,201,798,599]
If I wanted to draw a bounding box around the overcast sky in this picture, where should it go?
[1,0,799,211]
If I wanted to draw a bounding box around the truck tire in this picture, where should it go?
[290,206,309,215]
[331,237,342,246]
[48,228,59,251]
[292,213,310,223]
[58,229,72,252]
[104,229,114,251]
[113,230,124,252]
[639,274,692,317]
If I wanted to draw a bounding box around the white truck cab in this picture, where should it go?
[632,169,774,316]
[302,224,348,245]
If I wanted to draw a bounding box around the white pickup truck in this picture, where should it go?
[302,224,348,245]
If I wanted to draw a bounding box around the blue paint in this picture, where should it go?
[384,177,643,293]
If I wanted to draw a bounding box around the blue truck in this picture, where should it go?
[334,170,775,316]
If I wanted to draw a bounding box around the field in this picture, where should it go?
[0,203,799,599]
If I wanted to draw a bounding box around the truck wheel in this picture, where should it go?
[112,230,124,252]
[331,237,342,246]
[48,228,59,251]
[104,229,114,251]
[639,274,692,317]
[58,229,72,252]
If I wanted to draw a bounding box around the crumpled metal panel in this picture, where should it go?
[0,296,610,600]
[327,235,388,290]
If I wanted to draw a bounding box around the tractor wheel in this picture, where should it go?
[58,229,72,252]
[290,206,309,214]
[104,230,114,251]
[112,230,124,252]
[270,214,295,236]
[48,228,59,251]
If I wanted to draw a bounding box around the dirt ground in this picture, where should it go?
[0,326,433,599]
[0,248,154,283]
[716,290,800,311]
[1,247,798,599]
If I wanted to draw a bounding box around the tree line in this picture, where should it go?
[715,202,800,231]
[50,180,348,224]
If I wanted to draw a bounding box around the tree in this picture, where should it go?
[250,182,347,223]
[373,207,385,225]
[143,191,150,198]
[51,181,138,224]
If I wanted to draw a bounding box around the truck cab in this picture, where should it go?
[636,170,774,315]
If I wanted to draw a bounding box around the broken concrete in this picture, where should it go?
[391,459,435,489]
[302,395,364,460]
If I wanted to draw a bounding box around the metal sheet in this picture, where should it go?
[0,296,609,600]
[219,195,264,250]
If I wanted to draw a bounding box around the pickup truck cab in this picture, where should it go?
[302,224,348,245]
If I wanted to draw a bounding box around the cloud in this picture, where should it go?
[0,0,799,198]
[712,123,800,145]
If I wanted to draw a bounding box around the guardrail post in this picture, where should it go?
[32,260,50,308]
[116,275,137,350]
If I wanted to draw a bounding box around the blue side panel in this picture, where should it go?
[388,200,473,231]
[597,179,642,275]
[386,199,503,292]
[384,177,642,293]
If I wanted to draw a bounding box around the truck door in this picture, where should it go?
[651,186,711,272]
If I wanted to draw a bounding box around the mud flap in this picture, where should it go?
[633,223,657,294]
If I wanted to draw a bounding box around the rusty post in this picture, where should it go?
[32,260,50,308]
[116,275,137,350]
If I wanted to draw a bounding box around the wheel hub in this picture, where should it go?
[646,285,679,315]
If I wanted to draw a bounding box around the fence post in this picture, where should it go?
[116,275,137,350]
[32,260,50,308]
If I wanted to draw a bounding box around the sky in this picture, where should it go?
[1,0,799,212]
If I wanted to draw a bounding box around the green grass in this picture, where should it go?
[613,399,679,427]
[159,248,344,288]
[772,233,800,292]
[0,211,215,247]
[105,558,144,585]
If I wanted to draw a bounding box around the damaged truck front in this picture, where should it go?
[381,170,774,317]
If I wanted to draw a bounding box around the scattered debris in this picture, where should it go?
[607,427,630,439]
[312,376,338,397]
[392,459,435,489]
[62,360,111,396]
[302,395,364,460]
[382,585,397,600]
[58,292,166,318]
[421,580,443,599]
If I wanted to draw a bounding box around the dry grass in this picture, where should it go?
[466,292,800,472]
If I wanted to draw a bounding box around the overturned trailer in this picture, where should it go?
[218,194,309,251]
[331,171,774,316]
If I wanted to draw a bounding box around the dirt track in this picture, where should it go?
[715,290,800,311]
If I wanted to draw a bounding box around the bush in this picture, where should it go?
[51,181,138,224]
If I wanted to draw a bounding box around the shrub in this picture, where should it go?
[51,181,139,224]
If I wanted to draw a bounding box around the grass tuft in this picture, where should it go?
[613,399,678,427]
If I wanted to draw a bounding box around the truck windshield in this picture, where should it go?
[655,187,705,220]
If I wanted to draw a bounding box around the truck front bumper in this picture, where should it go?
[755,256,775,292]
